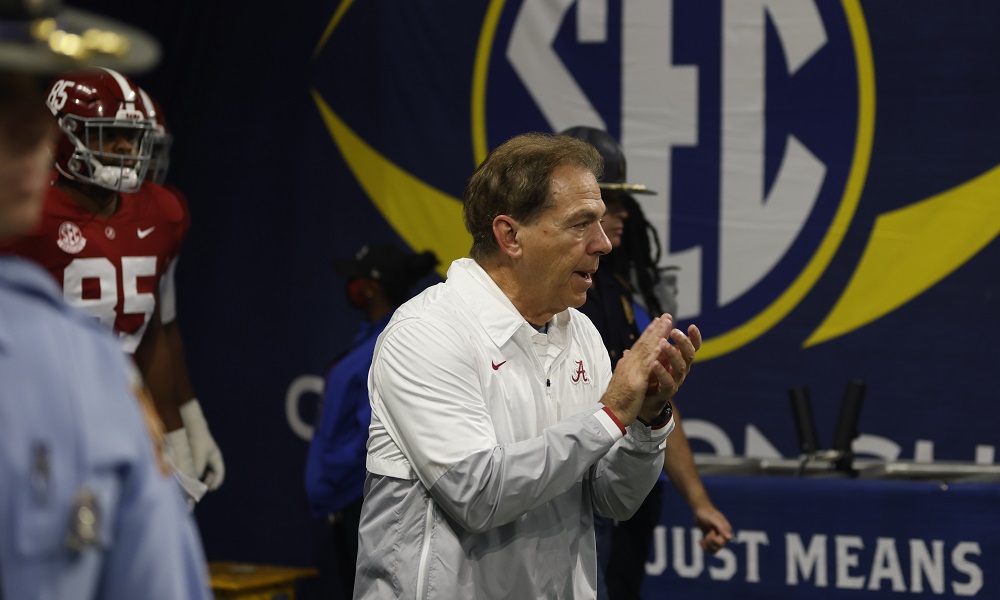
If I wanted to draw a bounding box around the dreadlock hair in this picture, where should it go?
[603,193,665,315]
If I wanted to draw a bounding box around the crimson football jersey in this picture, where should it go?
[0,181,189,353]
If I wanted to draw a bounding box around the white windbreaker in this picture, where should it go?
[355,258,674,599]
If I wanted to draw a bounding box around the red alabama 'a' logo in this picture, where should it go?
[571,360,589,383]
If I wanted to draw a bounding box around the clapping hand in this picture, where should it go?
[603,316,701,425]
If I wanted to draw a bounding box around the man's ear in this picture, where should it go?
[346,278,376,308]
[492,215,522,258]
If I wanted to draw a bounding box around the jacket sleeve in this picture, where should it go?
[589,416,672,519]
[91,343,212,599]
[102,425,212,600]
[304,351,371,516]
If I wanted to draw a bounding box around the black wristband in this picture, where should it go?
[637,400,673,428]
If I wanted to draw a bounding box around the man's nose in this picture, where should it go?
[592,225,612,256]
[110,133,137,154]
[114,139,135,154]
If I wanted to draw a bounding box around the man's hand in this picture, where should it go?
[694,504,734,553]
[632,314,701,422]
[639,323,701,421]
[602,316,674,425]
[180,399,226,490]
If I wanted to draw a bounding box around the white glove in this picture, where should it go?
[172,465,208,512]
[164,428,197,480]
[180,399,226,491]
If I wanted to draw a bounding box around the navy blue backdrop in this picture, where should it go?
[70,1,1000,596]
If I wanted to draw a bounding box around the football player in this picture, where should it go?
[0,67,224,495]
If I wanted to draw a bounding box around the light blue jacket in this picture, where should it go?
[0,257,211,600]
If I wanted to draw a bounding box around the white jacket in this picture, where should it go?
[356,258,673,599]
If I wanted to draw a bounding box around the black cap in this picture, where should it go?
[333,243,439,302]
[0,0,160,74]
[559,126,656,195]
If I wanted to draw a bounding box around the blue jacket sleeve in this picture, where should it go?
[304,340,377,516]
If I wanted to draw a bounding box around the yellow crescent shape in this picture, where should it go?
[313,0,354,59]
[805,163,1000,347]
[472,0,507,164]
[312,90,471,276]
[694,0,875,360]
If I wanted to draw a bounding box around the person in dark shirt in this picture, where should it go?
[564,126,734,600]
[305,243,437,599]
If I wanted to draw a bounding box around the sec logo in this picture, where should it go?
[475,0,871,360]
[312,0,999,361]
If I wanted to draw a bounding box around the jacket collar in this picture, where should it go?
[447,258,572,348]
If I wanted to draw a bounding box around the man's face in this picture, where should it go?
[515,163,612,317]
[602,195,629,249]
[0,74,56,240]
[88,125,142,167]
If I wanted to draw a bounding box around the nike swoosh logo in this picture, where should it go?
[137,226,156,239]
[491,360,506,371]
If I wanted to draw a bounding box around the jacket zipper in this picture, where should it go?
[416,496,435,600]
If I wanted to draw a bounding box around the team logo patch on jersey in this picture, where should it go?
[57,221,86,254]
[104,226,116,240]
[570,360,590,385]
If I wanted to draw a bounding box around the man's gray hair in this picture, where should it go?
[463,132,603,262]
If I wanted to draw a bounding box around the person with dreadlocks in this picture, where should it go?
[562,126,733,600]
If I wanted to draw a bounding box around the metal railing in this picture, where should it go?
[693,454,1000,483]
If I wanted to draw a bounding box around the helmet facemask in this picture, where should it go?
[57,113,155,193]
[146,126,173,185]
